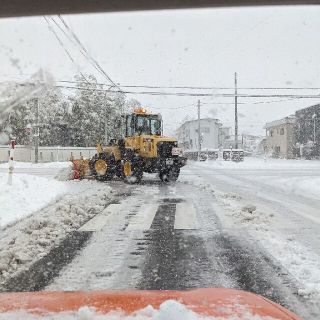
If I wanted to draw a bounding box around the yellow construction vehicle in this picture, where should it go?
[72,107,187,183]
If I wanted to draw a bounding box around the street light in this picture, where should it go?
[312,113,317,144]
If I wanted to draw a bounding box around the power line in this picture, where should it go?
[128,98,300,111]
[53,17,112,85]
[151,102,247,111]
[118,85,320,91]
[202,102,243,105]
[58,15,121,91]
[55,80,320,91]
[50,17,116,87]
[50,17,78,48]
[250,97,300,104]
[43,17,90,84]
[7,81,320,101]
[44,16,123,93]
[150,103,196,110]
[54,84,320,99]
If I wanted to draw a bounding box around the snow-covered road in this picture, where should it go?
[183,159,320,319]
[1,158,319,319]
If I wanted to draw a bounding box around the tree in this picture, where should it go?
[38,88,71,146]
[1,100,33,145]
[69,74,130,147]
[0,73,137,148]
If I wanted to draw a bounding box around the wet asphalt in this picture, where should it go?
[2,178,309,318]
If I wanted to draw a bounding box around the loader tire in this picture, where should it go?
[91,153,115,181]
[122,159,143,184]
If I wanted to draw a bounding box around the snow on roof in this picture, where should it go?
[264,116,296,129]
[179,118,221,127]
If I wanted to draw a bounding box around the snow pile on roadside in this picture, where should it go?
[0,181,113,287]
[268,176,320,200]
[264,234,320,302]
[195,157,320,170]
[55,163,75,181]
[0,300,279,320]
[190,179,320,314]
[191,180,272,230]
[194,157,320,200]
[0,173,68,227]
[218,194,272,229]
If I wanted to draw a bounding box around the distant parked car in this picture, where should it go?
[199,153,208,161]
[207,150,219,160]
[223,149,244,162]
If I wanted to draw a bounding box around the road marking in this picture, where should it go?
[174,202,197,229]
[78,204,123,232]
[126,204,159,230]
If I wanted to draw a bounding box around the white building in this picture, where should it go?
[176,118,230,151]
[241,134,264,154]
[265,116,296,159]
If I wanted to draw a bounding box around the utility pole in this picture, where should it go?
[34,98,39,163]
[313,113,317,144]
[197,99,201,161]
[234,72,238,149]
[104,93,109,144]
[104,106,108,144]
[7,139,15,185]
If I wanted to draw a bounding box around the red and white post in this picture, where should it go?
[7,140,16,185]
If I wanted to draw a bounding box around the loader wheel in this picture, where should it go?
[122,160,143,184]
[160,167,180,182]
[91,153,115,181]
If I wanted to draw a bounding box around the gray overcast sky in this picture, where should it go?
[1,6,320,135]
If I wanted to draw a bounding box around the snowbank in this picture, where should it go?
[0,300,278,320]
[0,180,113,287]
[186,178,320,315]
[195,157,320,170]
[266,176,320,200]
[262,233,320,301]
[193,157,320,200]
[0,173,68,227]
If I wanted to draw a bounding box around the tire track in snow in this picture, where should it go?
[1,183,131,292]
[3,231,91,291]
[138,181,309,318]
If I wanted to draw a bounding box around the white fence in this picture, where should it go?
[0,145,96,163]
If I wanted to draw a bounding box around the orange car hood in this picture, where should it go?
[0,288,302,319]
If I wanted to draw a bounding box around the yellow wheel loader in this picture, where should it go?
[72,108,187,183]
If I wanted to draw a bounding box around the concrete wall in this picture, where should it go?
[0,145,96,162]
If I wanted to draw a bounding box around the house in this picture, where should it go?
[176,118,229,151]
[241,134,264,155]
[265,116,296,159]
[223,134,243,149]
[256,137,267,155]
[219,127,231,147]
[295,104,320,158]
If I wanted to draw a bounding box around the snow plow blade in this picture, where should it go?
[0,288,301,319]
[70,158,91,179]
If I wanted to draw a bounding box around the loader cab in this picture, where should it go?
[125,108,162,137]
